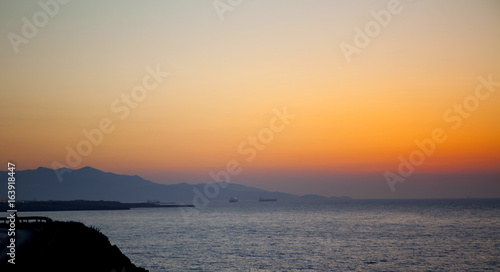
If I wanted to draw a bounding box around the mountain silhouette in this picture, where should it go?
[1,166,350,202]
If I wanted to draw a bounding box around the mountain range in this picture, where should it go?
[1,166,351,203]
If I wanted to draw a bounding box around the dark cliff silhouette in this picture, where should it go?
[0,219,147,271]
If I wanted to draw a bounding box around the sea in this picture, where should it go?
[13,199,500,271]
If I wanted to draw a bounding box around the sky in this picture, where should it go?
[1,0,499,199]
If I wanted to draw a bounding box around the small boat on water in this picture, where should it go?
[259,197,277,202]
[229,197,238,203]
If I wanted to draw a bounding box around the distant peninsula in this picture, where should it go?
[0,200,194,212]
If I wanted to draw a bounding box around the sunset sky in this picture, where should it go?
[1,0,499,198]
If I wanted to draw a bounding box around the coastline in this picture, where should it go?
[0,200,194,212]
[0,217,148,271]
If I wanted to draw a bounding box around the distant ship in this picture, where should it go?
[259,197,277,202]
[229,197,238,203]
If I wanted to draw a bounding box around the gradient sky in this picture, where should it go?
[1,0,499,198]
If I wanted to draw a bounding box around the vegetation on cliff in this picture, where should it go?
[1,220,147,271]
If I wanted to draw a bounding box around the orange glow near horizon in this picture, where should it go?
[1,0,499,192]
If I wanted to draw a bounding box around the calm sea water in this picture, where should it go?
[14,199,500,271]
